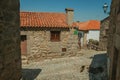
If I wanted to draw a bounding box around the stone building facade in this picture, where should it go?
[99,17,110,50]
[108,0,120,80]
[21,28,78,58]
[20,9,79,60]
[0,0,21,80]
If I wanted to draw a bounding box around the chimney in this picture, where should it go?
[65,8,74,26]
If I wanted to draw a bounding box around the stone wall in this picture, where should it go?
[65,8,74,26]
[99,17,110,50]
[21,28,79,60]
[0,0,21,80]
[108,0,120,80]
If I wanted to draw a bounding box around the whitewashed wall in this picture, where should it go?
[87,30,100,41]
[81,30,100,47]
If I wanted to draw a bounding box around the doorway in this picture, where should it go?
[21,35,27,56]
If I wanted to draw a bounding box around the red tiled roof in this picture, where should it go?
[20,12,68,28]
[73,20,100,30]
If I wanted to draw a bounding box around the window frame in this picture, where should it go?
[50,31,61,42]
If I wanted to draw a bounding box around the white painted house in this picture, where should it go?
[87,30,100,41]
[73,20,100,47]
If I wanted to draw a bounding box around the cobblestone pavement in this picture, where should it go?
[22,49,107,80]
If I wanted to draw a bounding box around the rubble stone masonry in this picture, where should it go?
[21,28,79,59]
[99,17,110,50]
[0,0,21,80]
[108,0,120,80]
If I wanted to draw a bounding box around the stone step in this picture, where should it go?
[21,55,28,64]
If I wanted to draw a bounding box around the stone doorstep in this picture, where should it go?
[26,53,62,62]
[22,60,28,64]
[21,55,27,60]
[21,55,28,64]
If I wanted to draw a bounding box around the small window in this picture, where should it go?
[62,48,66,52]
[50,31,60,41]
[21,35,27,41]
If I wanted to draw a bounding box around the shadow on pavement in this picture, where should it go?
[22,68,42,80]
[88,53,108,80]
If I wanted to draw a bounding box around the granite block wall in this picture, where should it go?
[0,0,21,80]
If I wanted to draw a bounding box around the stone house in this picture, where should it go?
[73,20,100,47]
[20,8,79,59]
[99,17,110,50]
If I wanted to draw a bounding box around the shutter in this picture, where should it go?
[50,31,60,41]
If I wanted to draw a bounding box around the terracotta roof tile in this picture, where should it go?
[73,20,100,30]
[20,12,68,28]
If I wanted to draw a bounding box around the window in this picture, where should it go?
[62,48,66,52]
[50,31,60,41]
[21,35,27,41]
